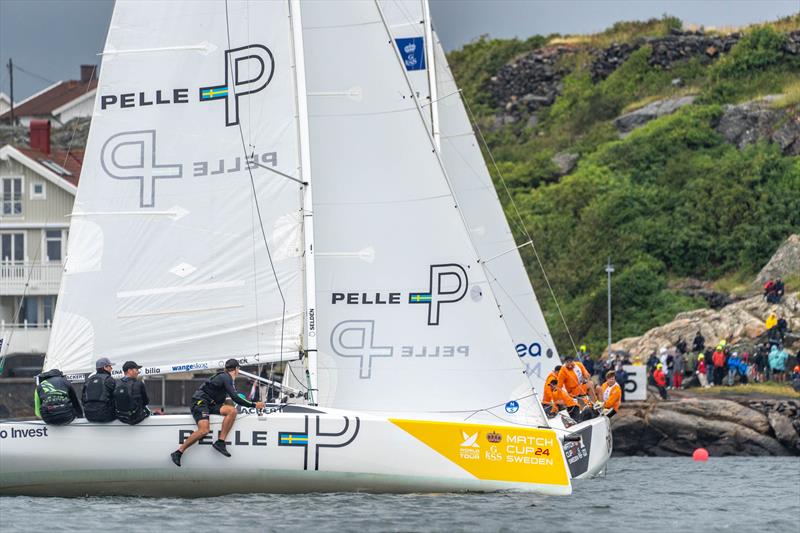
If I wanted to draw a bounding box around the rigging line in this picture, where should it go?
[223,0,287,374]
[12,63,57,85]
[461,95,579,357]
[482,261,550,342]
[250,160,307,185]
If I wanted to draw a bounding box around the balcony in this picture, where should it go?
[0,261,63,296]
[0,322,51,356]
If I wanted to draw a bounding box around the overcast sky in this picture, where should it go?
[0,0,797,101]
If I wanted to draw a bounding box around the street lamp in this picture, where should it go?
[605,258,614,358]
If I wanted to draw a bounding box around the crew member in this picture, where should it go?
[557,356,597,407]
[544,365,562,389]
[82,357,117,422]
[596,370,621,418]
[35,369,83,425]
[542,378,579,420]
[171,359,265,467]
[114,361,151,425]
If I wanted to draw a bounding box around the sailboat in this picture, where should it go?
[0,0,610,496]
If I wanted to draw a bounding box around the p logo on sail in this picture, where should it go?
[199,44,275,127]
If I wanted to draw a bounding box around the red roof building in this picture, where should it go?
[0,65,98,127]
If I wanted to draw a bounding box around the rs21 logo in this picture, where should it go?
[516,342,542,358]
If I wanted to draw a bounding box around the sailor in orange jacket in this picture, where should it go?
[595,370,622,418]
[544,365,562,390]
[557,356,597,406]
[542,378,579,419]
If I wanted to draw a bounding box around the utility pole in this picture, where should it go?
[605,258,614,357]
[7,58,14,125]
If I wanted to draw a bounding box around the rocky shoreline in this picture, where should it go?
[612,392,800,457]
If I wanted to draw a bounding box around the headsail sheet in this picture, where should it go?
[45,0,304,376]
[302,1,533,415]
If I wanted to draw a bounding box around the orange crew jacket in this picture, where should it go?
[600,382,622,411]
[557,362,590,397]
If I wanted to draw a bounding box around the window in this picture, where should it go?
[45,230,63,262]
[1,233,24,262]
[2,177,23,215]
[30,181,46,200]
[43,296,55,326]
[21,296,39,326]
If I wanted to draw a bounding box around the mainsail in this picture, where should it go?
[45,0,305,376]
[302,0,536,416]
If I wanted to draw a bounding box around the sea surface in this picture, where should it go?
[1,457,798,532]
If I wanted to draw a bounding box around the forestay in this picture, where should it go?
[302,1,537,418]
[45,0,305,377]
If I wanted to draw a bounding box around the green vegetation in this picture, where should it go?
[689,382,800,399]
[446,17,800,355]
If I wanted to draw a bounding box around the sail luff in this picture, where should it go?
[289,0,319,404]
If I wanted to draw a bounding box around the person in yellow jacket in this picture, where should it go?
[595,370,621,418]
[765,312,777,331]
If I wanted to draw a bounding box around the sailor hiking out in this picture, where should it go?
[557,356,597,407]
[596,371,621,418]
[171,359,265,466]
[114,361,150,425]
[82,357,117,423]
[35,369,83,425]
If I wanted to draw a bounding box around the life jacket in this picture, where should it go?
[601,382,622,411]
[83,372,116,422]
[114,377,146,425]
[653,369,667,387]
[36,370,76,425]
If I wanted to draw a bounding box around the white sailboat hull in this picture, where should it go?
[0,406,610,496]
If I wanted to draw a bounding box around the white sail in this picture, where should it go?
[45,0,305,377]
[430,31,562,386]
[301,1,535,416]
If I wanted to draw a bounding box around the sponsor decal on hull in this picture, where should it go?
[390,419,569,486]
[563,426,593,478]
[277,415,360,471]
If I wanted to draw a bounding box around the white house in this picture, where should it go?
[0,66,97,127]
[0,120,81,357]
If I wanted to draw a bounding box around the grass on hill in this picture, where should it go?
[689,382,800,399]
[447,17,800,354]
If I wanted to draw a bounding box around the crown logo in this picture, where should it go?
[404,42,417,54]
[486,431,502,443]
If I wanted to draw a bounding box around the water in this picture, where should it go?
[1,457,798,532]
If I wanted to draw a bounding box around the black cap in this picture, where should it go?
[123,361,142,372]
[225,358,241,370]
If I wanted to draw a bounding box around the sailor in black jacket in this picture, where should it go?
[82,357,117,422]
[114,361,150,425]
[35,369,83,425]
[170,359,264,466]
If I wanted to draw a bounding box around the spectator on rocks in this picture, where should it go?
[673,351,685,389]
[768,345,789,383]
[666,349,675,389]
[791,364,800,392]
[705,347,714,384]
[764,279,776,302]
[755,343,770,382]
[696,354,710,388]
[653,364,668,400]
[727,352,741,386]
[580,347,595,377]
[692,331,705,353]
[675,336,687,355]
[774,277,785,302]
[765,312,778,332]
[615,363,629,402]
[712,345,726,386]
[647,352,659,376]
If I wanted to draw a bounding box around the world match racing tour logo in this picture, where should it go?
[98,44,278,208]
[330,264,472,379]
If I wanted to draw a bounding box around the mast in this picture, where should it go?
[289,0,319,405]
[421,0,440,150]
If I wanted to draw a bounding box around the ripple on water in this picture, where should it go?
[1,457,799,533]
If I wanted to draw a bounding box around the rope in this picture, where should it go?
[223,0,287,376]
[460,95,580,357]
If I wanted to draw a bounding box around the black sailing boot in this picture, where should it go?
[212,439,231,457]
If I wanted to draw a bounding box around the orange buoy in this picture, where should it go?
[693,448,709,461]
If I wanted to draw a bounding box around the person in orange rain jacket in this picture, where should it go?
[653,363,668,400]
[544,365,562,390]
[542,378,579,420]
[595,370,621,418]
[557,356,597,406]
